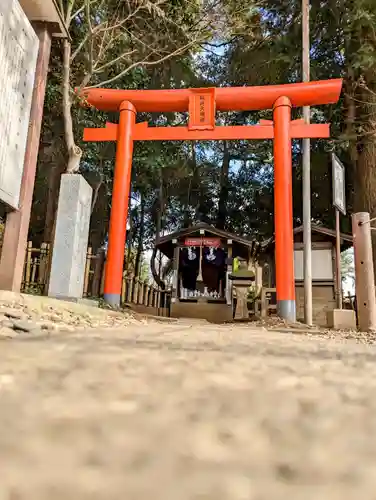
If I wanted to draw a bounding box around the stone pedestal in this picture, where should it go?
[234,286,249,320]
[230,271,255,321]
[326,309,357,330]
[48,174,92,300]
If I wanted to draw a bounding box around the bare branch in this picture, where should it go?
[65,0,76,29]
[85,0,93,33]
[86,38,203,89]
[96,3,144,34]
[77,70,93,89]
[70,24,102,61]
[94,50,137,73]
[70,0,99,23]
[70,3,85,21]
[62,39,82,172]
[95,28,109,63]
[58,0,64,17]
[83,0,95,80]
[70,0,109,61]
[91,173,103,214]
[123,27,162,54]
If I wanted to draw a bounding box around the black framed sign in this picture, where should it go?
[332,153,346,215]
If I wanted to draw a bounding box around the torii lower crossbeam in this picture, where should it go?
[84,120,329,142]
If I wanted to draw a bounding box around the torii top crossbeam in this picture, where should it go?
[81,79,342,113]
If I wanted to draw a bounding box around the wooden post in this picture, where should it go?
[24,242,32,288]
[261,288,267,318]
[83,247,92,297]
[31,257,38,285]
[197,246,203,282]
[157,289,161,310]
[335,208,342,309]
[139,280,145,305]
[302,0,313,326]
[100,263,105,296]
[171,242,180,303]
[226,240,233,305]
[133,277,139,304]
[38,242,48,287]
[352,212,376,332]
[92,249,105,297]
[127,276,133,304]
[255,265,263,293]
[121,274,126,305]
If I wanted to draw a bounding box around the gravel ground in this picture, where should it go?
[1,321,376,500]
[0,298,143,338]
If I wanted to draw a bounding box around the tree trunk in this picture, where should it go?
[183,176,192,227]
[151,169,165,289]
[217,141,230,230]
[134,195,145,278]
[156,167,164,242]
[344,73,358,165]
[43,161,66,243]
[44,41,83,244]
[354,79,376,283]
[62,39,82,173]
[89,183,109,252]
[125,208,134,274]
[184,142,196,227]
[91,179,103,215]
[150,246,165,290]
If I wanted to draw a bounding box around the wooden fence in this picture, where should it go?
[21,242,170,314]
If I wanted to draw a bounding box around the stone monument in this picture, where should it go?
[48,174,92,301]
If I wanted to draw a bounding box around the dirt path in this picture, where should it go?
[1,322,376,500]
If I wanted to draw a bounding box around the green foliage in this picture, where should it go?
[31,0,376,262]
[341,249,355,287]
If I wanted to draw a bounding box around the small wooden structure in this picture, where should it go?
[152,223,260,323]
[261,224,353,325]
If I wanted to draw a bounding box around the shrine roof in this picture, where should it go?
[156,222,260,260]
[20,0,68,37]
[262,223,352,253]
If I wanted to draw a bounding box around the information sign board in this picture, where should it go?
[332,153,346,215]
[0,0,38,208]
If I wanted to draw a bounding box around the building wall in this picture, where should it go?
[171,302,233,323]
[295,283,336,326]
[130,304,170,318]
[262,241,337,326]
[294,248,334,281]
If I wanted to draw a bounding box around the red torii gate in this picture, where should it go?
[82,79,342,321]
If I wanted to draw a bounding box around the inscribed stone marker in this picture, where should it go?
[48,174,92,300]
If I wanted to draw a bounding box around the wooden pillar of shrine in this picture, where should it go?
[171,239,180,303]
[226,239,233,305]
